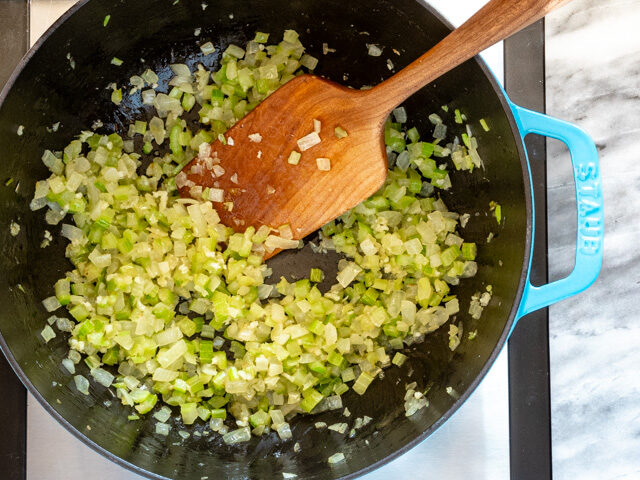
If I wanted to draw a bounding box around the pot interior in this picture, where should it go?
[0,0,529,478]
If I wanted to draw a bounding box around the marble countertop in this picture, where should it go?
[17,1,640,479]
[546,1,640,478]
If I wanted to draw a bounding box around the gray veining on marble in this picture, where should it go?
[546,1,640,479]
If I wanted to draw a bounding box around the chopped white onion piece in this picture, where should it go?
[9,221,20,236]
[154,406,172,423]
[141,89,156,105]
[42,296,61,312]
[74,375,90,395]
[156,423,171,436]
[296,131,321,151]
[170,63,191,77]
[91,367,115,387]
[40,325,56,343]
[223,426,251,444]
[208,188,224,202]
[264,235,299,252]
[276,422,292,440]
[62,358,75,374]
[328,453,345,464]
[392,107,407,124]
[316,157,331,171]
[367,44,382,56]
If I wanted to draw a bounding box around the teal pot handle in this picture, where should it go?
[511,104,604,320]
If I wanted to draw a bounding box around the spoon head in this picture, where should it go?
[178,74,388,245]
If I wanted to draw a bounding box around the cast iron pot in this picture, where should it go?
[0,0,604,479]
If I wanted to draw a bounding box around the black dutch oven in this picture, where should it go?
[0,0,604,479]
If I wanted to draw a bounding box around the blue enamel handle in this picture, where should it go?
[512,104,604,319]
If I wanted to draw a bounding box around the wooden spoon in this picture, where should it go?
[179,0,569,258]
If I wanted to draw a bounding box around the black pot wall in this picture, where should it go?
[0,0,530,479]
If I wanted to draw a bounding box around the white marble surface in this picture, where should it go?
[26,1,509,480]
[546,1,640,479]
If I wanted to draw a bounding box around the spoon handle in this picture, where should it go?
[366,0,570,115]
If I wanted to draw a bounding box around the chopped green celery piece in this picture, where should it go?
[249,409,269,427]
[135,394,157,414]
[327,351,344,367]
[212,351,227,369]
[309,361,327,375]
[334,126,348,139]
[353,372,374,395]
[360,288,379,306]
[111,88,123,105]
[182,93,196,111]
[200,340,213,363]
[310,268,324,283]
[192,317,204,333]
[384,130,406,153]
[169,124,183,155]
[102,347,119,365]
[293,279,311,299]
[181,402,199,424]
[254,31,269,43]
[417,277,433,307]
[407,127,420,143]
[440,245,461,267]
[392,352,408,366]
[462,242,477,261]
[69,304,89,322]
[480,118,490,131]
[300,388,323,412]
[287,150,301,165]
[489,201,502,225]
[383,323,401,338]
[210,408,227,418]
[55,278,71,305]
[308,319,324,336]
[187,375,204,394]
[211,88,225,105]
[283,29,299,43]
[134,120,147,134]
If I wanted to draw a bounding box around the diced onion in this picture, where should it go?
[42,296,60,312]
[156,423,171,436]
[264,235,299,252]
[367,44,382,56]
[287,151,301,165]
[40,325,56,343]
[91,367,115,387]
[74,375,90,395]
[223,426,251,444]
[328,453,345,464]
[316,157,331,171]
[296,132,321,151]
